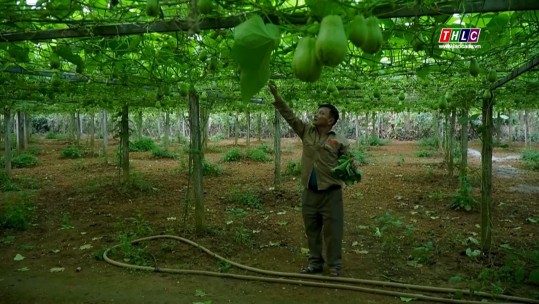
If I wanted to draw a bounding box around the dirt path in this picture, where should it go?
[1,139,538,303]
[468,147,539,193]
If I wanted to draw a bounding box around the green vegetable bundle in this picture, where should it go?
[332,155,362,185]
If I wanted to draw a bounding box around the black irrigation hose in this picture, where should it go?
[103,235,539,304]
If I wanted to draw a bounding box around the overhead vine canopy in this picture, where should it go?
[0,0,538,113]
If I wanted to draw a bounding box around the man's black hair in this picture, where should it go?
[318,103,339,126]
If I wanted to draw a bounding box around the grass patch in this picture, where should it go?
[285,160,301,176]
[113,215,154,266]
[202,159,223,176]
[129,137,157,152]
[522,150,539,171]
[10,153,39,168]
[151,147,178,159]
[0,171,19,191]
[221,147,243,162]
[350,148,368,165]
[416,150,433,158]
[119,171,155,193]
[245,146,271,162]
[225,187,263,209]
[26,145,43,156]
[418,136,439,149]
[210,133,225,142]
[61,145,83,159]
[450,176,477,211]
[360,136,388,147]
[0,192,36,230]
[45,132,58,139]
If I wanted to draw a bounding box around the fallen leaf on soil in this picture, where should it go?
[353,250,368,254]
[79,244,93,250]
[17,267,29,272]
[194,289,207,297]
[14,254,25,261]
[50,267,65,273]
[400,296,415,302]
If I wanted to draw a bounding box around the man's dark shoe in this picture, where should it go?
[300,266,323,274]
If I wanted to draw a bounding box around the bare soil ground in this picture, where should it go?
[1,137,538,304]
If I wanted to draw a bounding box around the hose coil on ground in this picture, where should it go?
[103,235,539,304]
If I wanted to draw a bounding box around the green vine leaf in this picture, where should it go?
[306,0,345,18]
[56,44,83,66]
[231,15,280,103]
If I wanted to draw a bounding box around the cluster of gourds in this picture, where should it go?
[469,58,497,101]
[292,14,384,83]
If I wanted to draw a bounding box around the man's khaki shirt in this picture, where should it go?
[274,98,350,190]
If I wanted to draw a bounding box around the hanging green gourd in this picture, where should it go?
[373,87,381,99]
[146,0,160,17]
[198,0,214,14]
[348,15,368,48]
[291,37,322,83]
[482,89,491,101]
[469,58,480,77]
[361,16,383,54]
[315,15,348,67]
[487,70,497,83]
[50,53,60,69]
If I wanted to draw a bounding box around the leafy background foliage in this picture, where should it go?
[0,1,537,116]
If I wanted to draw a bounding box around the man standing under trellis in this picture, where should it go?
[268,80,353,277]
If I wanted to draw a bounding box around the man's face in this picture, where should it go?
[314,107,334,127]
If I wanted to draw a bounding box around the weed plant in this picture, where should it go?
[26,146,43,156]
[45,132,58,139]
[418,136,439,149]
[202,159,223,176]
[363,136,388,147]
[372,211,415,254]
[114,215,154,266]
[450,176,477,211]
[416,150,433,158]
[226,188,262,209]
[221,147,243,162]
[129,137,157,152]
[151,147,178,159]
[0,171,19,191]
[474,246,539,294]
[119,171,154,193]
[522,150,539,170]
[245,147,270,162]
[61,145,83,159]
[0,193,36,230]
[210,133,225,142]
[11,153,39,168]
[285,160,301,176]
[350,148,368,165]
